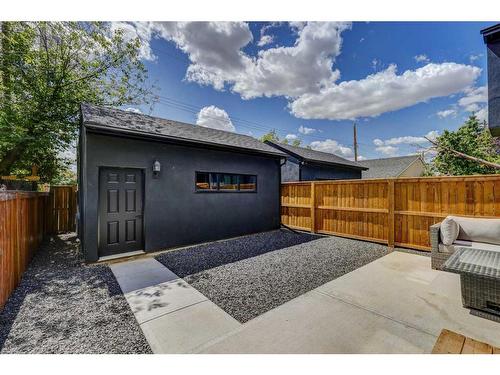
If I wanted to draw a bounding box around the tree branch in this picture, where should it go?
[425,136,500,170]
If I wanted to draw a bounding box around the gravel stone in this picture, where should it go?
[157,229,389,323]
[0,233,151,354]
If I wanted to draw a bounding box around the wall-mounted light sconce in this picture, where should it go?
[152,160,161,178]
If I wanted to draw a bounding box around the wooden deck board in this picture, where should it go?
[432,329,499,354]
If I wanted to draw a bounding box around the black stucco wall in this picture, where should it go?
[281,157,300,182]
[487,42,500,136]
[81,131,281,261]
[301,163,361,181]
[280,157,361,182]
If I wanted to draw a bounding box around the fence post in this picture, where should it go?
[310,181,316,233]
[388,179,395,249]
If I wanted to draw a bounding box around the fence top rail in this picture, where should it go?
[281,174,500,185]
[0,191,49,200]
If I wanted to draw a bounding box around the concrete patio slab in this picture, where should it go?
[315,251,500,347]
[124,279,208,324]
[197,289,434,353]
[141,300,241,353]
[111,247,500,354]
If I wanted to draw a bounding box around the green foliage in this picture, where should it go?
[0,22,152,182]
[429,115,500,176]
[260,129,302,147]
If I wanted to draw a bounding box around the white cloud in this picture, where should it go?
[196,105,235,132]
[357,155,367,161]
[414,54,430,63]
[309,139,353,158]
[125,107,142,114]
[298,125,317,135]
[285,134,298,141]
[117,22,483,121]
[375,145,398,156]
[469,54,482,63]
[476,107,488,122]
[290,63,481,120]
[123,21,350,99]
[372,58,381,71]
[437,109,457,118]
[257,35,273,47]
[458,86,487,112]
[373,130,438,156]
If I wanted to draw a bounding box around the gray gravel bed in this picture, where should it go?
[0,233,151,354]
[157,229,389,323]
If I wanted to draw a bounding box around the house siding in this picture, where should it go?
[281,156,301,182]
[486,40,500,136]
[300,163,361,181]
[81,131,281,262]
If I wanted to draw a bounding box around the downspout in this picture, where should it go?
[278,157,286,228]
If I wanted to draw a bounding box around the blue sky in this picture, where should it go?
[117,22,491,160]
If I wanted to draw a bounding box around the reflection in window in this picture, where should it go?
[219,174,239,190]
[195,172,218,191]
[195,172,257,192]
[239,175,257,191]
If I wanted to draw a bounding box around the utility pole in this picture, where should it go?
[353,122,358,162]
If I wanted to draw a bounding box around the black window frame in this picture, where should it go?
[195,172,257,193]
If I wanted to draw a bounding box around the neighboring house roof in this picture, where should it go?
[359,155,423,178]
[80,104,287,158]
[264,141,367,170]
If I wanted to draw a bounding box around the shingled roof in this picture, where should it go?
[80,104,286,158]
[359,155,423,178]
[265,141,367,170]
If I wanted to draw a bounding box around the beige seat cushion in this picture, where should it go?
[449,216,500,245]
[440,216,459,245]
[438,239,500,253]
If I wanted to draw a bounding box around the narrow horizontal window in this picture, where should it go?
[195,172,257,192]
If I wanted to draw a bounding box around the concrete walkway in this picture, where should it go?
[111,252,500,354]
[110,258,240,353]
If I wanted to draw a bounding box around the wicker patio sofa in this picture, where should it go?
[430,216,500,320]
[430,217,500,270]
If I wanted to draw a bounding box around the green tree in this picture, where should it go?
[0,22,152,182]
[429,115,500,176]
[260,129,302,147]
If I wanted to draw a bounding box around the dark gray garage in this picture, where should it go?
[78,104,286,262]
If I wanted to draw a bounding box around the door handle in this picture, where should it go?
[135,214,143,219]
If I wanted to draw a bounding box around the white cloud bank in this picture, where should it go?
[112,22,482,121]
[289,63,481,120]
[196,105,235,132]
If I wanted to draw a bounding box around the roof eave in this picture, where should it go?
[84,121,287,159]
[481,23,500,43]
[303,159,368,171]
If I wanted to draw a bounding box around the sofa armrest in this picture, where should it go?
[430,222,442,253]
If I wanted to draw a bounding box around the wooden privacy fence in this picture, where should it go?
[281,175,500,251]
[46,185,77,234]
[0,186,77,310]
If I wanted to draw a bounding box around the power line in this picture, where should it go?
[154,94,356,146]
